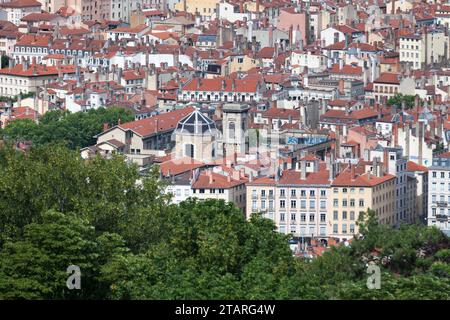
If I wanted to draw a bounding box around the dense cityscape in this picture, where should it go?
[0,0,449,302]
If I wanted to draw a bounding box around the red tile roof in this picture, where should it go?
[406,161,428,172]
[262,107,300,120]
[117,107,195,137]
[192,171,248,189]
[160,157,205,176]
[0,0,41,8]
[0,64,75,77]
[332,169,395,187]
[330,63,363,75]
[374,72,401,85]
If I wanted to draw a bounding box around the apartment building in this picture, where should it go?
[0,62,76,97]
[0,0,42,26]
[373,72,400,103]
[192,168,248,212]
[406,161,428,223]
[247,155,333,240]
[399,29,449,70]
[370,146,414,225]
[330,163,396,240]
[427,152,450,236]
[178,78,263,103]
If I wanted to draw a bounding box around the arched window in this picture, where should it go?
[185,144,194,158]
[229,122,235,139]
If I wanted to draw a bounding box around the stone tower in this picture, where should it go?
[222,103,250,157]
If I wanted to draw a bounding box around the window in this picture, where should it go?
[185,144,194,158]
[300,200,306,209]
[252,200,257,210]
[342,199,348,207]
[310,214,315,222]
[261,200,266,210]
[301,213,306,222]
[333,211,338,220]
[309,200,315,209]
[261,190,266,197]
[320,200,326,209]
[350,211,355,220]
[291,212,296,221]
[333,199,338,207]
[342,224,347,234]
[291,200,297,209]
[280,212,285,221]
[350,224,355,234]
[350,199,355,207]
[228,122,235,139]
[280,189,285,197]
[280,200,285,209]
[291,189,296,197]
[199,189,205,194]
[342,211,347,220]
[359,199,364,207]
[333,224,338,233]
[310,190,315,197]
[320,213,326,222]
[301,190,306,197]
[321,190,326,197]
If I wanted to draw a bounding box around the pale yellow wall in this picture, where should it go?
[228,55,258,74]
[175,0,219,17]
[328,178,396,240]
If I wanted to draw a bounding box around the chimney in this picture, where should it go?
[383,150,389,174]
[373,157,378,177]
[209,171,213,184]
[328,152,335,181]
[300,160,306,180]
[350,164,356,180]
[197,77,201,89]
[103,123,109,131]
[221,80,226,90]
[232,79,236,91]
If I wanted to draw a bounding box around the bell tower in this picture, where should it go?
[222,103,250,157]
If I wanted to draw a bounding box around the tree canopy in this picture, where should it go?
[387,93,418,110]
[0,144,448,299]
[1,107,134,149]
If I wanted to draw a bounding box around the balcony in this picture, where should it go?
[436,201,448,208]
[436,214,448,222]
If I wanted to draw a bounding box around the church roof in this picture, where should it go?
[175,109,218,135]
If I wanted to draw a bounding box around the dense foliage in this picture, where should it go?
[0,107,134,149]
[0,144,448,299]
[387,94,418,110]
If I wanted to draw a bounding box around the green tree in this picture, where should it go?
[2,107,134,149]
[0,210,127,299]
[387,93,417,110]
